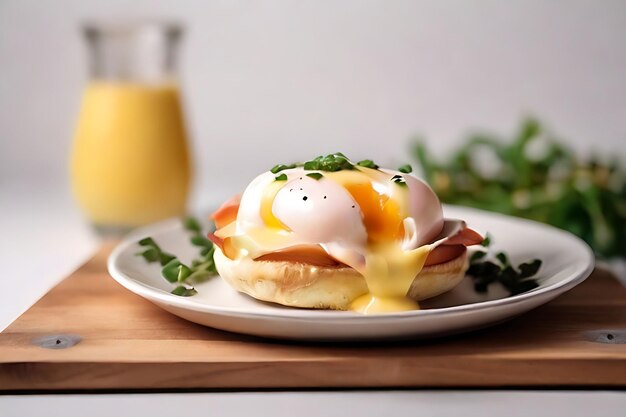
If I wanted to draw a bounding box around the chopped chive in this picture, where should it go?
[357,159,379,169]
[275,173,288,181]
[270,164,285,174]
[398,164,413,173]
[270,164,296,174]
[303,153,355,172]
[303,160,321,170]
[273,153,384,173]
[171,286,198,297]
[481,234,491,247]
[306,172,323,180]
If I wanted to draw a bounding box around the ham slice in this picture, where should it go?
[211,194,241,229]
[209,196,482,267]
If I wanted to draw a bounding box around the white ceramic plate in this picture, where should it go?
[107,206,594,341]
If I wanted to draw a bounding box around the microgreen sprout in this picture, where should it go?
[467,234,541,295]
[135,216,218,296]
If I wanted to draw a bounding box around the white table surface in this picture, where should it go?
[1,179,624,416]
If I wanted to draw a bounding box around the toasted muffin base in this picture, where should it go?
[214,248,469,310]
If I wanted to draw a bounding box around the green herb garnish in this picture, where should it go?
[398,164,413,173]
[306,172,323,180]
[270,164,297,174]
[274,173,288,181]
[467,235,541,295]
[271,153,383,174]
[171,286,198,297]
[136,216,218,296]
[303,153,355,172]
[357,159,379,169]
[136,237,176,266]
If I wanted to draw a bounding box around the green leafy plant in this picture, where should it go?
[414,119,626,258]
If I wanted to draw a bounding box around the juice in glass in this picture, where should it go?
[70,22,191,233]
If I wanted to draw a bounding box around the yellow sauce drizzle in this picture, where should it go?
[325,168,429,314]
[349,244,431,314]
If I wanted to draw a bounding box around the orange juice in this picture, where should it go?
[70,82,191,228]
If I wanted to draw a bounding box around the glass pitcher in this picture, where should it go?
[70,21,191,235]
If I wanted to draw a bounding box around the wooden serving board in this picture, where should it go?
[1,244,625,391]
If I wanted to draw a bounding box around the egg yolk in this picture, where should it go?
[341,181,403,243]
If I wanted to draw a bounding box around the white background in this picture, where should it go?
[1,0,625,203]
[1,1,625,414]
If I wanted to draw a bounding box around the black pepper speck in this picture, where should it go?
[303,196,308,201]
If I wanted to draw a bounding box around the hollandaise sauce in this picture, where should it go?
[348,244,431,314]
[328,169,432,314]
[71,82,191,228]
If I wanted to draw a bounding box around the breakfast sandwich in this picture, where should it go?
[209,153,482,313]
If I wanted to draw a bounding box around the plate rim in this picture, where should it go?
[107,206,595,321]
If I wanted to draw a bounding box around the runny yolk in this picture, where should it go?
[341,181,404,243]
[349,243,431,314]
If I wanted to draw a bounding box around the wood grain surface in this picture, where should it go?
[1,244,625,391]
